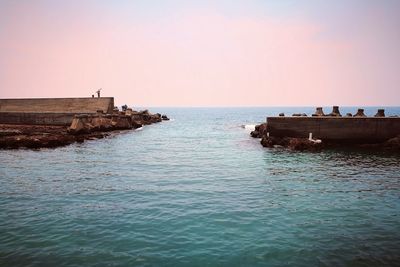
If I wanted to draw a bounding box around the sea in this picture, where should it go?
[0,107,399,267]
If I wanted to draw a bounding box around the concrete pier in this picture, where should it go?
[266,116,400,143]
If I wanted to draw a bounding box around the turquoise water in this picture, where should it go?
[0,107,399,267]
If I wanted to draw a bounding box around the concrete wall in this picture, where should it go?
[0,112,76,126]
[0,97,114,114]
[266,117,400,142]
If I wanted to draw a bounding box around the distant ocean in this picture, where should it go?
[1,107,399,267]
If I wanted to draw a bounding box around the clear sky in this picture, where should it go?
[0,0,399,106]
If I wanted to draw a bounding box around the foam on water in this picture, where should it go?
[242,124,256,131]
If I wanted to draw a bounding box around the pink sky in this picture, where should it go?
[0,1,399,106]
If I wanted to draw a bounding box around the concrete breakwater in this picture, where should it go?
[0,97,169,149]
[0,97,115,114]
[251,107,400,151]
[0,97,115,126]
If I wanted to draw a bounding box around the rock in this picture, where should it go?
[260,136,287,148]
[287,138,323,151]
[279,113,285,117]
[0,129,23,137]
[374,109,385,117]
[161,114,170,120]
[345,113,353,117]
[354,108,366,117]
[125,108,133,116]
[68,115,91,134]
[250,123,267,138]
[261,136,323,151]
[91,115,113,131]
[135,110,162,124]
[111,115,132,130]
[250,130,259,138]
[292,113,302,117]
[0,133,76,149]
[383,135,400,151]
[131,121,143,129]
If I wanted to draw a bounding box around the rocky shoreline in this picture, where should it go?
[250,122,400,152]
[0,109,169,149]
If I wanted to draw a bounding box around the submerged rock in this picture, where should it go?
[383,135,400,151]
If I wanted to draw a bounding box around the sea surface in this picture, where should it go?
[0,107,399,267]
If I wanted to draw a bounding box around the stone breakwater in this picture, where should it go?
[250,106,400,152]
[0,109,169,149]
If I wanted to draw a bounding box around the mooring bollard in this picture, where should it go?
[312,107,325,116]
[354,108,366,117]
[374,109,385,117]
[329,106,341,116]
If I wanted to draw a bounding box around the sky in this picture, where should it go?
[0,0,399,107]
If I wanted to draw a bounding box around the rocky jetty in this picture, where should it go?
[0,124,90,149]
[0,108,169,149]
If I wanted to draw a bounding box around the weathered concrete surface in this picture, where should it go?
[0,97,115,126]
[0,112,76,126]
[0,97,114,114]
[266,117,400,143]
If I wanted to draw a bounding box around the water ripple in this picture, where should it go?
[1,107,400,267]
